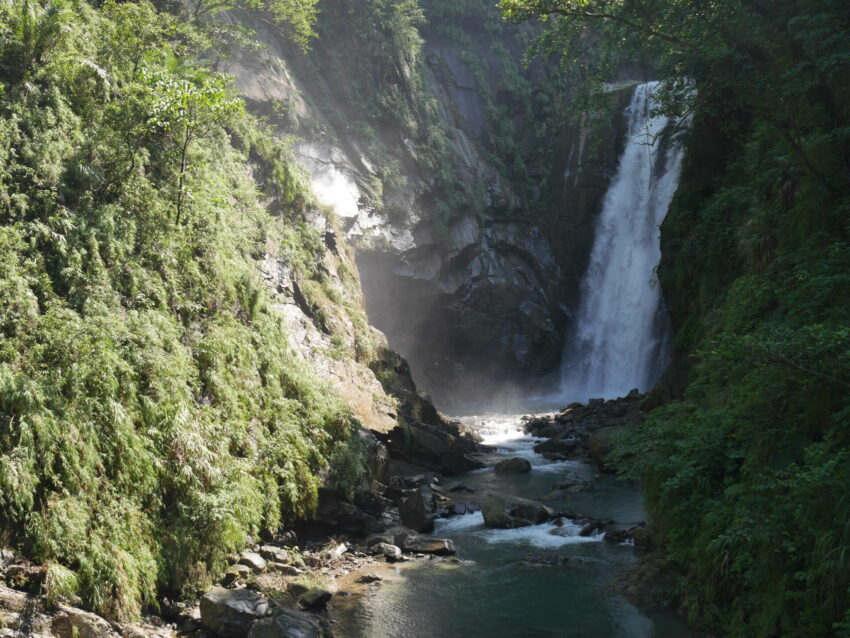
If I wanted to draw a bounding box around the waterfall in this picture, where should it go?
[561,81,687,402]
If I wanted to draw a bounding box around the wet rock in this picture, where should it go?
[247,609,323,638]
[494,457,532,474]
[632,525,653,550]
[398,485,436,533]
[521,553,566,567]
[439,503,478,517]
[370,543,403,561]
[481,494,552,529]
[200,587,270,638]
[222,564,252,587]
[356,574,382,584]
[579,520,609,537]
[447,483,476,493]
[238,551,268,574]
[440,449,485,474]
[603,523,644,544]
[298,588,332,611]
[533,436,579,460]
[400,536,455,556]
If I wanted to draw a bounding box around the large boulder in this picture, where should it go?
[441,449,485,474]
[533,436,579,460]
[370,543,403,561]
[247,609,324,638]
[200,587,269,638]
[398,485,436,533]
[481,494,552,529]
[494,457,531,474]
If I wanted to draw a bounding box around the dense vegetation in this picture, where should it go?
[0,0,370,620]
[502,1,850,635]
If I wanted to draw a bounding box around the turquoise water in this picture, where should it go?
[334,414,693,638]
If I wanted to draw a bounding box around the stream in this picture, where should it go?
[333,413,692,638]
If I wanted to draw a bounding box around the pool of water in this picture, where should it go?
[333,414,693,638]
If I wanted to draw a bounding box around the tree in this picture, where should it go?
[140,69,243,224]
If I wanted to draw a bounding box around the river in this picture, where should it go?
[333,412,692,638]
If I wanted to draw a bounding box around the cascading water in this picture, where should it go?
[561,81,687,402]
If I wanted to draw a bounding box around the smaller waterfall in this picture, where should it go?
[561,81,686,402]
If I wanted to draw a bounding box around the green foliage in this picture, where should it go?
[0,0,367,621]
[503,1,850,635]
[186,0,319,50]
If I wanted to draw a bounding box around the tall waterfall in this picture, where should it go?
[561,81,687,402]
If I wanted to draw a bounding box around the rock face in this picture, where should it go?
[494,457,532,474]
[200,588,270,638]
[481,494,553,529]
[224,6,632,408]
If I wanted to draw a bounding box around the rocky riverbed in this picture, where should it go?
[0,392,688,638]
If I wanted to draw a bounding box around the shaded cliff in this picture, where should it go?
[226,0,631,406]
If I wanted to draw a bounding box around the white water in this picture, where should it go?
[561,81,687,402]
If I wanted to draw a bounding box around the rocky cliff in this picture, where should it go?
[225,0,629,408]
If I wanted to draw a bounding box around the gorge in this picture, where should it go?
[0,1,848,638]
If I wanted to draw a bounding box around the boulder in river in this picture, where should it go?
[370,543,403,561]
[398,485,436,533]
[494,457,532,474]
[400,536,455,556]
[481,494,553,529]
[200,587,270,638]
[533,436,579,460]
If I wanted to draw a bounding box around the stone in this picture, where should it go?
[633,525,653,550]
[494,457,532,474]
[370,543,403,562]
[399,536,455,556]
[258,546,289,563]
[298,588,332,611]
[238,551,268,574]
[398,485,436,533]
[533,437,579,460]
[365,534,393,547]
[356,574,382,584]
[247,609,322,638]
[200,587,270,638]
[267,563,303,577]
[440,449,485,475]
[325,542,347,561]
[354,490,393,517]
[481,494,553,529]
[222,564,252,587]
